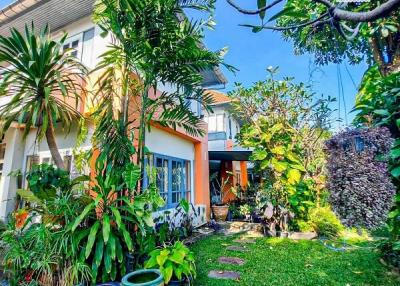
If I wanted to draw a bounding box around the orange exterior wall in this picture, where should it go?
[82,71,211,218]
[240,161,248,189]
[149,122,211,218]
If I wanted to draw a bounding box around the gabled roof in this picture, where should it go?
[0,0,227,88]
[208,90,231,105]
[0,0,94,36]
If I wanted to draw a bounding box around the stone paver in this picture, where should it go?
[218,256,246,265]
[226,245,249,252]
[208,270,240,280]
[289,232,317,240]
[233,239,256,244]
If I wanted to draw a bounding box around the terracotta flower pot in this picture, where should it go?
[212,205,229,222]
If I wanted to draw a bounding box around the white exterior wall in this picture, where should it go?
[0,128,25,220]
[146,128,195,161]
[204,104,241,151]
[53,16,110,69]
[146,127,206,226]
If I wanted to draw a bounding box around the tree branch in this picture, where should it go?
[226,0,284,15]
[228,0,400,23]
[329,0,400,22]
[240,13,330,31]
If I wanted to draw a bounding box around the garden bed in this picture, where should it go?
[191,234,400,286]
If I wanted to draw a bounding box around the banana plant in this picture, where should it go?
[70,161,164,282]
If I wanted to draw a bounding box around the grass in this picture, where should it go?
[191,234,400,286]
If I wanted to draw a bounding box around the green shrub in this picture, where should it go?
[309,207,344,238]
[297,220,314,232]
[145,241,196,284]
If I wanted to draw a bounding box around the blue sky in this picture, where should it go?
[200,1,367,127]
[0,0,367,126]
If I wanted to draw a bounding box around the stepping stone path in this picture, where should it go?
[226,245,249,252]
[208,270,240,280]
[208,234,258,282]
[218,256,246,265]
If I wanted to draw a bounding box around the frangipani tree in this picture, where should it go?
[0,25,87,169]
[230,67,334,220]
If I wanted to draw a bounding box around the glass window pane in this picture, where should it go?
[216,114,224,131]
[208,116,216,132]
[82,28,95,67]
[163,159,168,196]
[185,160,191,194]
[63,155,72,173]
[156,158,164,193]
[71,40,79,48]
[0,144,5,160]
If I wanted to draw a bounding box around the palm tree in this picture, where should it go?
[92,0,233,179]
[0,25,87,169]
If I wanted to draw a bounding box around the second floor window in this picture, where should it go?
[62,27,95,68]
[63,36,80,58]
[205,114,224,132]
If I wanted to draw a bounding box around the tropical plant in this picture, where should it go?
[353,68,400,266]
[325,127,396,230]
[229,67,333,223]
[1,165,92,285]
[69,155,164,282]
[25,163,77,200]
[0,24,87,169]
[91,0,232,179]
[308,207,344,238]
[210,171,233,205]
[144,241,196,284]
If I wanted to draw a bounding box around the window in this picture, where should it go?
[24,155,39,187]
[62,27,95,67]
[205,114,224,132]
[148,154,191,208]
[81,28,95,67]
[0,143,6,180]
[63,36,81,58]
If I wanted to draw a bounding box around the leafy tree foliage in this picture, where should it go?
[354,67,400,257]
[229,68,333,220]
[0,25,87,169]
[228,0,400,74]
[325,127,396,230]
[92,0,231,175]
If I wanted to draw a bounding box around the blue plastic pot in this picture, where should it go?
[122,269,164,286]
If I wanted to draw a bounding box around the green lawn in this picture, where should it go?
[191,234,399,286]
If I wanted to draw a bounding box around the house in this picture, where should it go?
[203,90,252,204]
[0,0,227,223]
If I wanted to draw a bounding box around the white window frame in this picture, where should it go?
[63,34,82,59]
[205,113,225,132]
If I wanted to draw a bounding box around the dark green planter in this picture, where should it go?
[122,269,164,286]
[167,278,187,286]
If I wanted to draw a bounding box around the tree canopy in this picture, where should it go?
[227,0,400,75]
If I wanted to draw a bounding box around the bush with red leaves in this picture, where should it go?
[325,127,396,229]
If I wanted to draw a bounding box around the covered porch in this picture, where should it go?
[208,150,254,204]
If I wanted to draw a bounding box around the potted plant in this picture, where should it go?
[210,172,233,222]
[144,241,196,285]
[122,269,164,286]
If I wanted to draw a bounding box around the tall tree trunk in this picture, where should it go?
[45,119,65,170]
[136,86,148,193]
